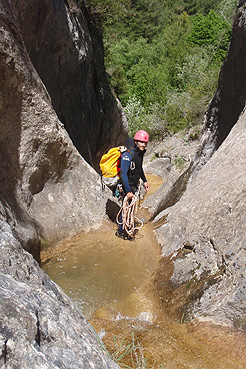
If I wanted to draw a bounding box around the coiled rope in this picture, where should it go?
[116,195,143,238]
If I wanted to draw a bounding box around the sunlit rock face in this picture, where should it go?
[191,0,246,175]
[0,0,125,250]
[155,115,246,328]
[154,1,246,329]
[142,132,199,218]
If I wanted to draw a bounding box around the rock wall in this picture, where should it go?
[142,131,199,218]
[154,1,246,329]
[0,0,124,251]
[10,0,127,168]
[0,0,124,366]
[191,0,246,176]
[155,114,246,328]
[147,1,246,219]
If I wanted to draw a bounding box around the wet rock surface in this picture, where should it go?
[0,220,119,368]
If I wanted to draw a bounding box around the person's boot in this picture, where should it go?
[115,230,134,241]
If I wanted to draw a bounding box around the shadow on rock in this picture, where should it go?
[106,199,121,223]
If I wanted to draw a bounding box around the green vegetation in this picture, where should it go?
[84,0,238,138]
[174,155,186,172]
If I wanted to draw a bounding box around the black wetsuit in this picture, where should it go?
[117,138,147,234]
[120,138,147,194]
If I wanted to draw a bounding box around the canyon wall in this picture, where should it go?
[0,0,125,251]
[0,1,124,366]
[1,0,246,366]
[153,0,246,329]
[10,0,127,168]
[146,0,246,220]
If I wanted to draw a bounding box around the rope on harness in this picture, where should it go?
[116,195,143,237]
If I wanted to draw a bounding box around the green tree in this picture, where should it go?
[87,0,237,137]
[188,10,232,61]
[183,0,221,15]
[84,0,130,22]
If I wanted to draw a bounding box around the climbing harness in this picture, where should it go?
[114,183,124,199]
[116,195,143,239]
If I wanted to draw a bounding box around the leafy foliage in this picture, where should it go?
[183,0,221,15]
[188,10,232,61]
[84,0,237,138]
[84,0,131,22]
[125,96,165,139]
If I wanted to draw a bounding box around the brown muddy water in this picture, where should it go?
[41,175,246,369]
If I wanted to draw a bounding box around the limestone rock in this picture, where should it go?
[144,2,246,220]
[0,220,119,368]
[10,0,127,168]
[0,0,122,250]
[0,2,123,366]
[155,114,246,328]
[152,1,246,328]
[144,132,199,176]
[143,132,199,217]
[190,0,246,176]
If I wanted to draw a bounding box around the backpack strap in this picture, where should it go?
[127,149,135,171]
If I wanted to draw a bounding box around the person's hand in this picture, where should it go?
[143,182,149,191]
[126,192,134,199]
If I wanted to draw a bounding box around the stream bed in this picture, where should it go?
[41,175,246,369]
[41,221,160,319]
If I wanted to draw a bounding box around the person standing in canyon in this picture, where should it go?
[116,130,149,240]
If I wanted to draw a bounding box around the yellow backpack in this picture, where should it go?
[100,146,127,178]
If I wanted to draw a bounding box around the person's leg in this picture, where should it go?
[115,193,124,237]
[117,211,124,233]
[115,196,134,240]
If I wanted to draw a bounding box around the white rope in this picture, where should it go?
[116,195,143,238]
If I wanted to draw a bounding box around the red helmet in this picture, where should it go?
[134,130,149,143]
